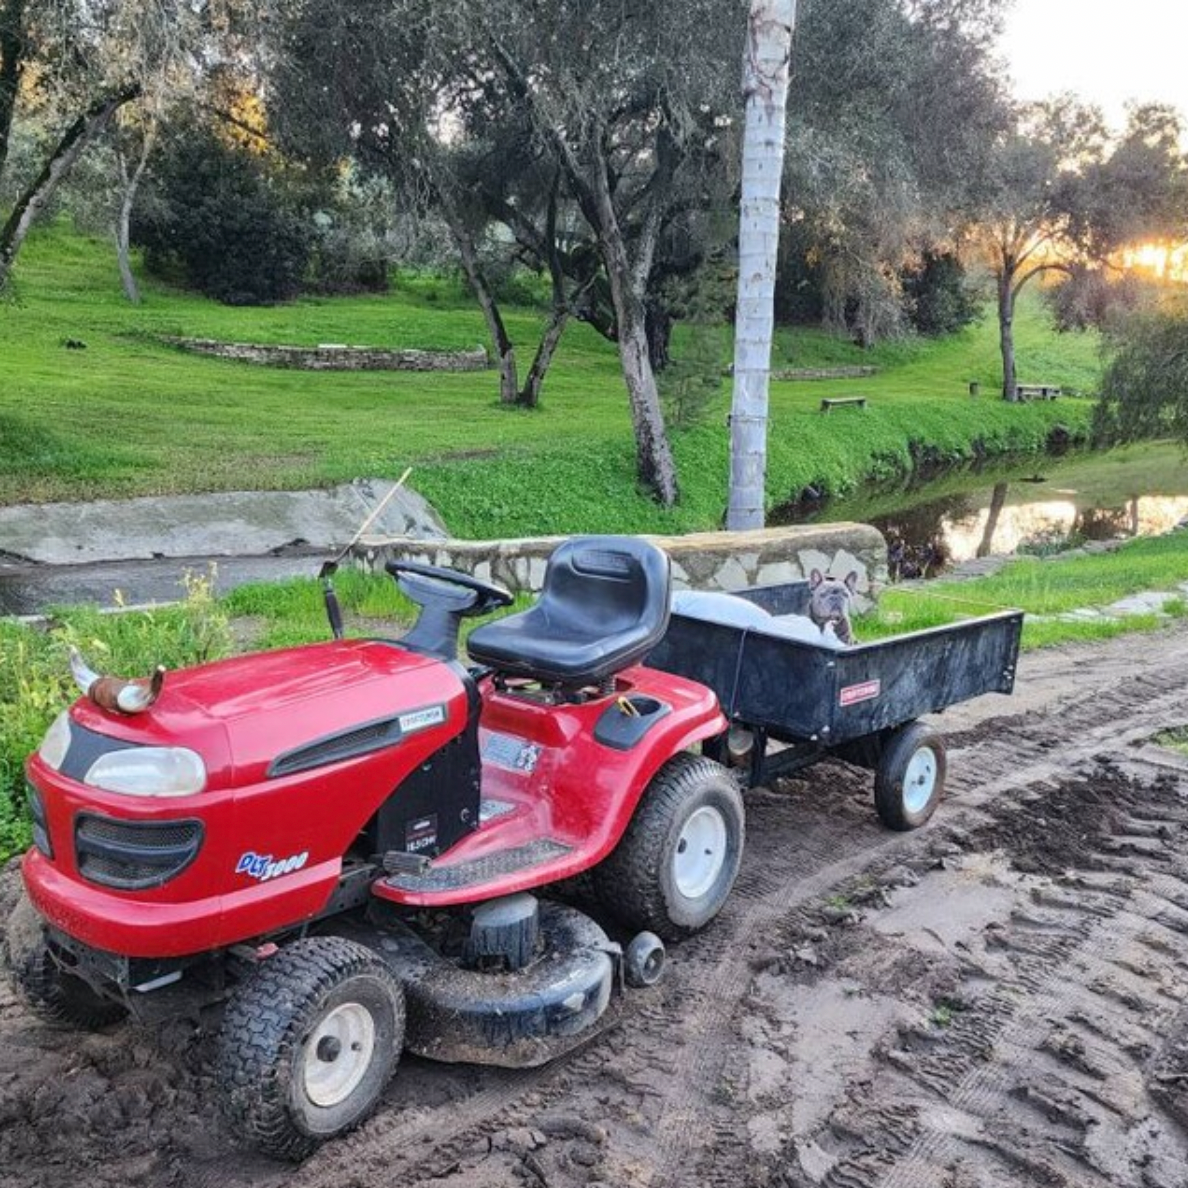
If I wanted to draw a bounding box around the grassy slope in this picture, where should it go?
[859,530,1188,647]
[1,227,1101,538]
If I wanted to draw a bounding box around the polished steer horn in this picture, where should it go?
[69,647,166,715]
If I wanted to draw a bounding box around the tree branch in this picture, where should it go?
[1012,260,1072,300]
[1,83,141,284]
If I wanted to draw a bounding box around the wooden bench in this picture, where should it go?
[1015,384,1061,401]
[820,397,867,413]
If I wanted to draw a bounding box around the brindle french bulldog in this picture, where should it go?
[808,569,859,645]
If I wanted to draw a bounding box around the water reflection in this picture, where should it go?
[878,488,1188,581]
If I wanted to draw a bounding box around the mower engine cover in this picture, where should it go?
[23,639,473,959]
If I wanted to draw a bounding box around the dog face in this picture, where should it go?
[808,569,858,627]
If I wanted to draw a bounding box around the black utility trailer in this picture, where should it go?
[648,581,1023,831]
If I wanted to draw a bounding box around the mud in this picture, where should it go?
[4,625,1188,1188]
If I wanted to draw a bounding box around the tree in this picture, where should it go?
[727,0,796,532]
[269,0,744,504]
[976,99,1186,401]
[0,0,197,292]
[268,1,582,409]
[1097,298,1188,447]
[779,0,1008,345]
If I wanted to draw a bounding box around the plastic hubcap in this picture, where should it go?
[903,746,938,815]
[303,1002,376,1108]
[673,806,728,899]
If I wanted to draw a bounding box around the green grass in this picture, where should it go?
[857,530,1188,648]
[1,225,1100,537]
[1156,727,1188,756]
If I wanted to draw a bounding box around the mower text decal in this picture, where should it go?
[398,704,447,735]
[839,679,881,708]
[483,733,543,775]
[405,813,438,853]
[236,850,310,882]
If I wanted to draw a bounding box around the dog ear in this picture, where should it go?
[844,571,859,593]
[809,569,823,589]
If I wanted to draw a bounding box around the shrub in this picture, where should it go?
[134,128,311,305]
[903,252,980,337]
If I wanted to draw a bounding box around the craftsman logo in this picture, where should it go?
[236,850,309,882]
[398,705,447,734]
[839,679,881,707]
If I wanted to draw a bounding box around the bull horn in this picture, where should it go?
[69,647,101,696]
[69,647,167,716]
[116,667,166,714]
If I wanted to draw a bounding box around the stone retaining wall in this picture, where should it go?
[162,337,489,373]
[354,523,888,609]
[770,365,878,381]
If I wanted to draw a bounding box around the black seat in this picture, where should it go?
[467,537,672,686]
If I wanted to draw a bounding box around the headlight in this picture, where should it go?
[38,712,72,771]
[84,747,207,797]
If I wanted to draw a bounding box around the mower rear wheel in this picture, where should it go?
[596,754,744,942]
[217,936,404,1162]
[6,895,126,1030]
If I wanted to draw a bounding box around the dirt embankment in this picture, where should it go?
[3,626,1188,1188]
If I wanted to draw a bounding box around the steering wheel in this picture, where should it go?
[385,560,514,618]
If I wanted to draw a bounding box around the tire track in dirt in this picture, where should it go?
[636,659,1188,1188]
[758,761,1188,1188]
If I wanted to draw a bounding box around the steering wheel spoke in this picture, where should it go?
[385,560,514,618]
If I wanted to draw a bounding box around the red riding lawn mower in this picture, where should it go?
[8,537,746,1159]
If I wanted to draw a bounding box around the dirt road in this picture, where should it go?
[3,626,1188,1188]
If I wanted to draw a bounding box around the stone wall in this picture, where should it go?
[162,338,489,373]
[770,365,878,381]
[354,523,888,609]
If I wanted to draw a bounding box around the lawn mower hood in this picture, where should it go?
[23,639,471,958]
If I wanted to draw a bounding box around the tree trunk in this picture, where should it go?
[585,153,679,504]
[646,301,673,372]
[998,273,1017,402]
[114,127,154,305]
[518,307,568,409]
[448,213,520,405]
[618,301,679,505]
[727,0,797,531]
[0,0,28,183]
[0,86,138,291]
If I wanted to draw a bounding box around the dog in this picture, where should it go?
[807,569,859,645]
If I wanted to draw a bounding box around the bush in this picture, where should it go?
[902,252,980,337]
[0,577,233,860]
[1096,297,1188,445]
[134,128,311,306]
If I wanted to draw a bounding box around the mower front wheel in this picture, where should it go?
[6,895,126,1030]
[596,754,745,942]
[218,936,404,1162]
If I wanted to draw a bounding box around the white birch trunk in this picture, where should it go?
[727,0,796,531]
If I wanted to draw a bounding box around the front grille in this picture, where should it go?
[74,813,203,891]
[27,782,51,858]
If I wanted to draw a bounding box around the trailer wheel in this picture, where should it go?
[874,722,947,831]
[6,895,126,1030]
[218,936,404,1162]
[596,754,744,942]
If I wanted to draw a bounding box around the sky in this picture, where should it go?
[1002,0,1188,129]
